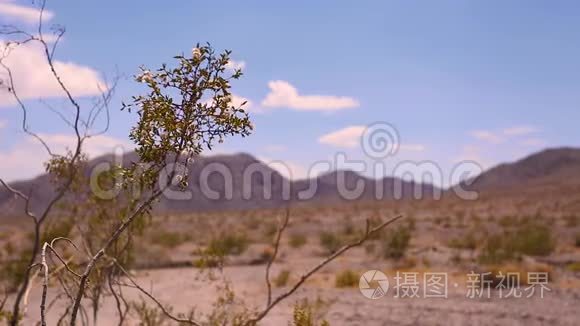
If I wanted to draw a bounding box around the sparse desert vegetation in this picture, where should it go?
[0,1,580,325]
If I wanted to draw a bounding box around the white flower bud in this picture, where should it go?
[192,47,201,59]
[138,70,153,83]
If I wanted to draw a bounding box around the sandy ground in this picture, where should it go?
[18,263,580,326]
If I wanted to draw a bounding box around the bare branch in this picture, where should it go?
[1,4,90,321]
[40,243,50,326]
[0,178,37,220]
[265,206,290,307]
[113,260,201,326]
[247,214,404,325]
[107,266,129,326]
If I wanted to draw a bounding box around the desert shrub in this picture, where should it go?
[335,270,359,288]
[35,218,75,245]
[342,218,356,236]
[131,300,172,326]
[479,223,555,264]
[564,215,579,227]
[274,270,291,287]
[478,234,515,264]
[3,242,14,256]
[406,216,416,231]
[364,242,376,254]
[150,230,187,248]
[433,217,443,225]
[382,226,411,260]
[450,252,462,265]
[251,248,274,265]
[263,222,279,241]
[207,233,249,256]
[193,255,222,269]
[575,233,580,248]
[319,231,342,254]
[511,224,554,256]
[292,299,330,326]
[366,215,385,240]
[499,215,519,228]
[289,233,307,248]
[194,232,250,267]
[0,248,32,291]
[448,232,477,250]
[243,215,261,230]
[567,262,580,272]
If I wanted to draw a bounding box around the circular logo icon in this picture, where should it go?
[361,122,400,159]
[359,270,389,299]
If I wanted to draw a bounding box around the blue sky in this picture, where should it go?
[0,0,579,184]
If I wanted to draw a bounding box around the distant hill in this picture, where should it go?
[2,147,579,217]
[0,152,437,216]
[461,147,580,192]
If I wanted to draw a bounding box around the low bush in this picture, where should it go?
[289,233,307,248]
[479,223,555,264]
[567,262,580,272]
[207,233,249,256]
[512,224,554,256]
[274,270,291,287]
[292,299,330,326]
[335,270,359,288]
[448,232,477,250]
[0,247,32,291]
[564,215,579,227]
[382,226,411,260]
[150,230,187,248]
[319,231,342,254]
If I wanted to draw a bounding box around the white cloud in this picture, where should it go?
[520,138,548,147]
[204,94,254,113]
[469,130,503,144]
[261,80,359,112]
[502,125,538,136]
[470,125,541,144]
[225,59,246,71]
[231,94,252,110]
[453,145,493,168]
[0,0,53,24]
[0,41,107,107]
[318,125,365,148]
[318,125,425,152]
[35,134,133,158]
[0,134,132,182]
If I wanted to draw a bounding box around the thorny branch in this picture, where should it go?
[0,0,112,324]
[246,214,404,325]
[113,260,201,326]
[265,207,291,307]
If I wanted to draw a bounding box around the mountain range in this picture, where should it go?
[0,147,579,217]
